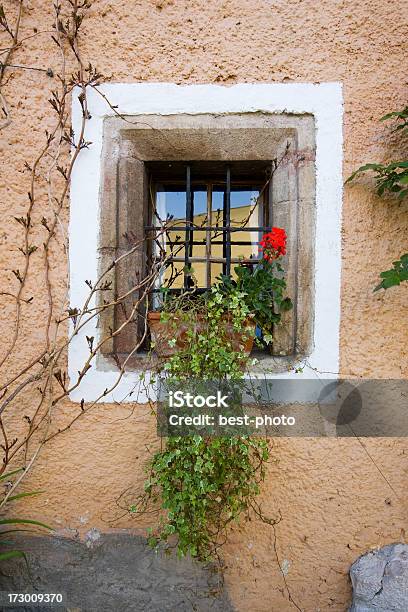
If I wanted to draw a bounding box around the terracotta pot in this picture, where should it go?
[147,311,255,358]
[147,311,190,358]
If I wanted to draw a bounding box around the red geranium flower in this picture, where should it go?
[259,227,287,261]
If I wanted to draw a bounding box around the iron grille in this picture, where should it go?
[145,162,274,292]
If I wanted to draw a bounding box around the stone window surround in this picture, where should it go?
[99,112,315,363]
[69,83,343,403]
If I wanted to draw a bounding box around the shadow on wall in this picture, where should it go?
[0,533,234,612]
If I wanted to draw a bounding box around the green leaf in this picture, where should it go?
[7,491,44,503]
[0,550,27,563]
[0,528,42,536]
[0,518,52,530]
[374,254,408,291]
[0,468,24,482]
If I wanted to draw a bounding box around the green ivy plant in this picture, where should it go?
[375,253,408,291]
[346,105,408,290]
[145,435,269,560]
[141,285,271,561]
[161,284,252,379]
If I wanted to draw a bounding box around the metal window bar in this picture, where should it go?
[184,165,192,289]
[206,185,212,287]
[223,166,231,277]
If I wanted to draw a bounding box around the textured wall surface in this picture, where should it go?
[0,1,407,611]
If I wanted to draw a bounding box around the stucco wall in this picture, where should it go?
[1,1,407,611]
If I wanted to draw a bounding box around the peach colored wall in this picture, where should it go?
[1,1,408,611]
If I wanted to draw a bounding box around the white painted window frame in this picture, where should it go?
[69,82,343,403]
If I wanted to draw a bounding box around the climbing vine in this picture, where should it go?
[142,285,273,561]
[347,105,408,290]
[0,0,165,524]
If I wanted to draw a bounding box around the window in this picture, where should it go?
[97,111,317,368]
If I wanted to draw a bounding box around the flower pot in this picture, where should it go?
[219,314,256,355]
[147,312,255,358]
[147,311,190,358]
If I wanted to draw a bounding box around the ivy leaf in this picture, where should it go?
[374,254,408,291]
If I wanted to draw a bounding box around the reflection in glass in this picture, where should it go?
[154,184,263,291]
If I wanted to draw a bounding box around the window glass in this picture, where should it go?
[155,188,185,222]
[230,188,261,261]
[154,181,263,291]
[155,186,208,289]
